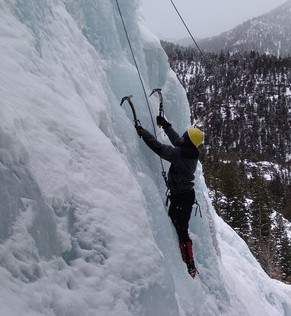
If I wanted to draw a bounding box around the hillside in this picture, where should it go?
[197,0,291,57]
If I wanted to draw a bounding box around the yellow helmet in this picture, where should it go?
[187,127,204,147]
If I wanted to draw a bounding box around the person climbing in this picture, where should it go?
[135,116,204,278]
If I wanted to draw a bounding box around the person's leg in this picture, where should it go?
[176,203,194,263]
[169,202,193,262]
[179,239,197,278]
[168,194,197,278]
[169,201,192,242]
[179,239,193,262]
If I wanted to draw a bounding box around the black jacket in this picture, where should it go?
[141,125,199,193]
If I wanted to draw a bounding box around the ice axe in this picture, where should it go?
[149,88,164,127]
[120,95,141,128]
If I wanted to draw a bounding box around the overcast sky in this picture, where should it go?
[141,0,287,39]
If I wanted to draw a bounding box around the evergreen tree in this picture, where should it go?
[214,160,250,240]
[280,231,291,283]
[249,170,274,273]
[284,184,291,221]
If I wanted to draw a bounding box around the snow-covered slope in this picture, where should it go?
[198,0,291,57]
[0,1,290,315]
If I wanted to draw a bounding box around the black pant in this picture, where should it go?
[168,189,195,243]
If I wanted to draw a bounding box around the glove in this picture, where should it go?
[135,125,144,138]
[156,115,171,129]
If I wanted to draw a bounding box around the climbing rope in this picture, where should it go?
[168,0,224,128]
[169,0,207,62]
[115,0,167,182]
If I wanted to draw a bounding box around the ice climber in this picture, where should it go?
[136,115,204,278]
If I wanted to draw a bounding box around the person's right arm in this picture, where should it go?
[140,128,181,162]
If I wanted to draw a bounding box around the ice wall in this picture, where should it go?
[0,0,183,315]
[0,0,291,316]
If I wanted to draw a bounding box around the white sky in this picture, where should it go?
[141,0,287,39]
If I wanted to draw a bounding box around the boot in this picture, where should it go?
[179,240,197,278]
[186,260,197,278]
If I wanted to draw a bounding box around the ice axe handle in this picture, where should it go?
[149,88,164,128]
[120,95,140,129]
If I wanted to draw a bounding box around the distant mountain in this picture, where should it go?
[176,37,202,47]
[197,0,291,57]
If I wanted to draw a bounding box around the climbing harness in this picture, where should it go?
[165,190,202,218]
